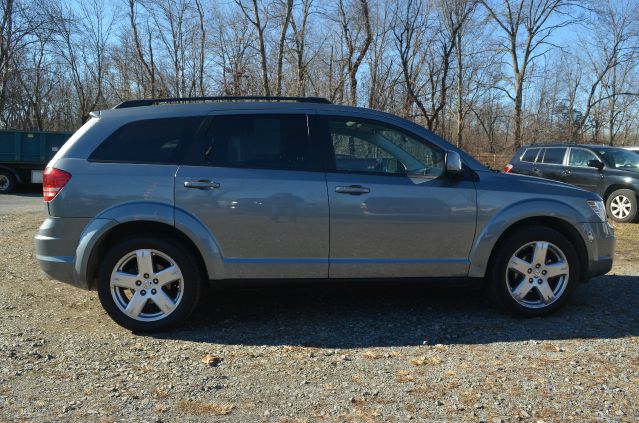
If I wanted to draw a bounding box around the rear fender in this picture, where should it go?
[74,202,224,288]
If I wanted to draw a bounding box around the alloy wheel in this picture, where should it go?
[110,249,184,322]
[505,241,569,309]
[610,195,632,220]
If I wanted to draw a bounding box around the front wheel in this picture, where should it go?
[488,226,579,317]
[97,236,202,332]
[606,189,637,223]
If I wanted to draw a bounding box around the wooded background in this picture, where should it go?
[1,0,638,159]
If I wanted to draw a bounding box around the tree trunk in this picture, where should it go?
[275,0,293,96]
[455,29,463,149]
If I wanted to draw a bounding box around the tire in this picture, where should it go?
[0,169,16,194]
[488,226,579,317]
[605,189,637,223]
[97,235,202,332]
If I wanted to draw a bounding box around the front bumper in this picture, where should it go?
[581,221,615,279]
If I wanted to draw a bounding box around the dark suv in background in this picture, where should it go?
[506,144,639,222]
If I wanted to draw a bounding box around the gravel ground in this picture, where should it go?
[0,193,638,422]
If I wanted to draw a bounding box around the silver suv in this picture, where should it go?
[35,97,615,331]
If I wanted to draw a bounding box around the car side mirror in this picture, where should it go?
[446,151,463,174]
[587,159,604,170]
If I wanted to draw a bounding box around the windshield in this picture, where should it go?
[595,148,639,169]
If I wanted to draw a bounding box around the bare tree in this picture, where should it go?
[337,0,372,106]
[443,0,478,148]
[0,0,15,118]
[480,0,579,148]
[570,0,639,143]
[275,0,293,96]
[290,0,313,96]
[235,0,270,96]
[128,0,155,96]
[194,0,206,96]
[53,0,114,124]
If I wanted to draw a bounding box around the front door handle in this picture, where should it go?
[335,185,370,195]
[563,169,571,175]
[184,180,220,189]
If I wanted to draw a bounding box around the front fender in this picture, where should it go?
[468,199,587,278]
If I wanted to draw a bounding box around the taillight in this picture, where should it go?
[504,164,513,173]
[43,167,71,202]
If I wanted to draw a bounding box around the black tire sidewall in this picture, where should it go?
[97,236,202,332]
[488,226,580,317]
[0,170,15,194]
[606,189,637,223]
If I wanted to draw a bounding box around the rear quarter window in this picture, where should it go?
[520,148,540,162]
[89,117,205,164]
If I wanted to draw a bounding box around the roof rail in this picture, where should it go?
[113,96,332,109]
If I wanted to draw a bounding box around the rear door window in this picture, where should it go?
[520,148,540,162]
[89,117,205,164]
[202,114,320,171]
[540,147,567,165]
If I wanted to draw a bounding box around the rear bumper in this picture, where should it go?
[35,217,91,289]
[581,221,615,279]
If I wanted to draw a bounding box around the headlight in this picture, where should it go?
[587,200,607,222]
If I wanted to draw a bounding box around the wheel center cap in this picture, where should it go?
[533,269,541,277]
[143,280,153,289]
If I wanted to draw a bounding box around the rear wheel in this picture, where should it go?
[488,226,579,317]
[0,170,16,194]
[606,189,637,223]
[97,236,202,332]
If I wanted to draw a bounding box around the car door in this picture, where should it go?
[563,147,604,193]
[536,147,568,182]
[319,115,477,279]
[175,113,329,279]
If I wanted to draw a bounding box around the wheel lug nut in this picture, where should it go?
[542,270,547,275]
[529,278,533,283]
[527,268,532,274]
[535,264,541,268]
[153,279,159,284]
[151,289,157,295]
[537,279,543,284]
[143,273,150,279]
[140,290,147,296]
[135,280,142,286]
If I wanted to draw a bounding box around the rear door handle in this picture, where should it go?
[335,185,370,195]
[184,180,220,189]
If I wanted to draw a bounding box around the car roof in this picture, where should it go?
[91,101,426,133]
[520,143,616,149]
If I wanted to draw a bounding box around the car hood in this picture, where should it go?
[485,170,601,200]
